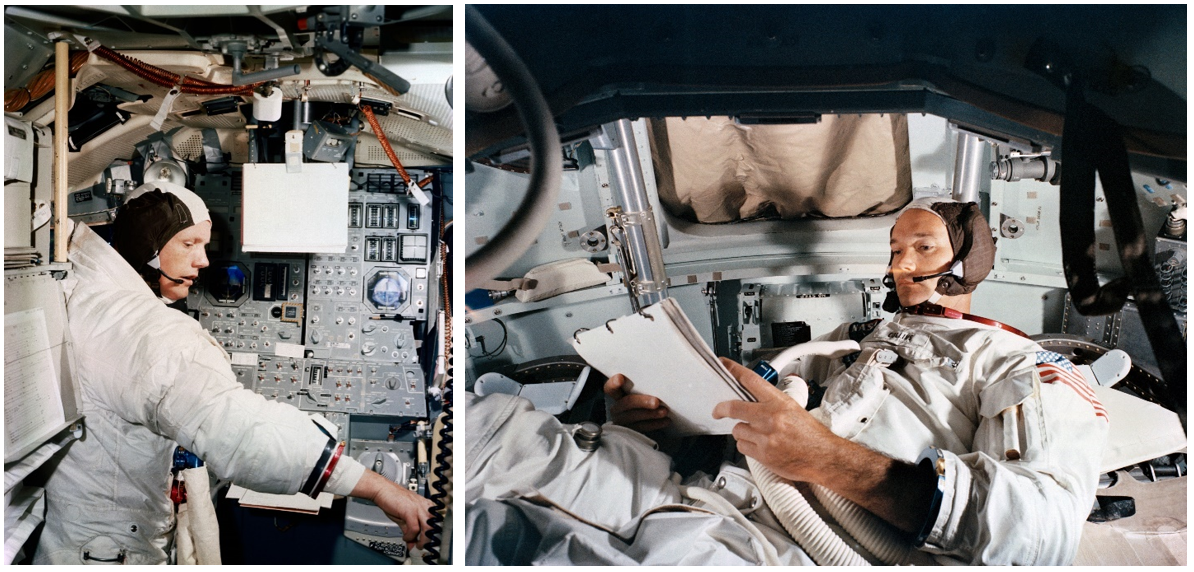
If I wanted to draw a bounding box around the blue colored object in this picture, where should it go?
[752,360,779,386]
[173,446,203,470]
[465,288,495,309]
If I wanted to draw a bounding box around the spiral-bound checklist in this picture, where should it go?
[571,298,756,436]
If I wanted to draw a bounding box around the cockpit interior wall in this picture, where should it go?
[4,4,452,565]
[464,4,1185,566]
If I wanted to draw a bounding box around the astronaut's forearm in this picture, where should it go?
[805,438,937,535]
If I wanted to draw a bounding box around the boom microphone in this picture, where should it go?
[159,269,185,285]
[911,270,953,282]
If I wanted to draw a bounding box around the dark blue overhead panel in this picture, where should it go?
[466,4,1186,171]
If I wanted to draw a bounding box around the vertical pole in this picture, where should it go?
[952,131,986,204]
[604,119,668,308]
[53,41,70,262]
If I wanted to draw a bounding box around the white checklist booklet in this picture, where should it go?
[571,298,755,436]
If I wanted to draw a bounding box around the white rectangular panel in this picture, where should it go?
[241,163,349,253]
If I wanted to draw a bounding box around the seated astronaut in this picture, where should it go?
[605,197,1110,564]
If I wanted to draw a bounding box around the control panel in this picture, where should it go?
[189,172,309,354]
[344,439,420,562]
[304,168,433,363]
[188,166,441,422]
[185,163,446,562]
[244,355,427,418]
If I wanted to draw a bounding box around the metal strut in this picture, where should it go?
[597,119,669,311]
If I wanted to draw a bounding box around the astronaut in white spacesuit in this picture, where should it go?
[35,183,432,564]
[607,198,1109,564]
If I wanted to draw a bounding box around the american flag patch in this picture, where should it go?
[1036,351,1108,421]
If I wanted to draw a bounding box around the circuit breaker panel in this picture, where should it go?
[189,167,442,423]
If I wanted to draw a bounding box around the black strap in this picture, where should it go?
[1058,86,1134,314]
[83,550,126,563]
[300,421,338,497]
[1058,80,1187,431]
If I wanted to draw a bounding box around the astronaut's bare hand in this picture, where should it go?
[712,357,841,484]
[604,374,672,433]
[360,471,435,548]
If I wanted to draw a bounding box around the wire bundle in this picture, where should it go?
[4,50,89,112]
[92,45,259,96]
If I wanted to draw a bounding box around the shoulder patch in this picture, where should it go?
[1036,351,1108,421]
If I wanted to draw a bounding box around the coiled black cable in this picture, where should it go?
[423,386,452,564]
[423,189,453,564]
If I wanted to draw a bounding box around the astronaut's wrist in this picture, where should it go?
[913,447,947,546]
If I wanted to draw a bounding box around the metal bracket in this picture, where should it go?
[613,209,654,228]
[587,123,619,151]
[634,281,667,295]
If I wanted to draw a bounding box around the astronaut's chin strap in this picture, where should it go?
[926,291,943,305]
[902,301,1029,339]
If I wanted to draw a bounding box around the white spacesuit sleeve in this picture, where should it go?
[136,335,357,496]
[919,360,1109,564]
[324,456,367,497]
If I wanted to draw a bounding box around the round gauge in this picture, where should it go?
[363,269,413,314]
[203,261,251,306]
[371,276,406,307]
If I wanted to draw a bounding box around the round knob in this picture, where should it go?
[574,422,602,452]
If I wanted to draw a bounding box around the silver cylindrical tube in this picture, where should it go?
[605,119,668,308]
[952,131,987,204]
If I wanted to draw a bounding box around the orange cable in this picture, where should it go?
[360,104,413,186]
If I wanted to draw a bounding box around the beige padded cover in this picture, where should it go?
[649,115,912,223]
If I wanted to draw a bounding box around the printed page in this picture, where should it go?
[4,309,67,457]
